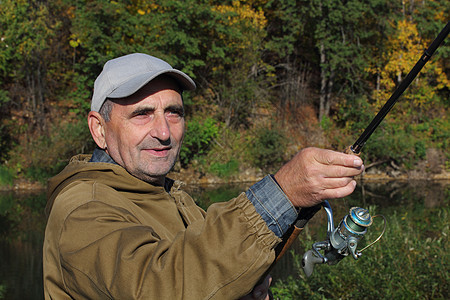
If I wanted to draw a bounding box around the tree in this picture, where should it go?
[65,0,268,127]
[264,0,314,125]
[0,0,64,161]
[338,10,449,164]
[372,19,448,111]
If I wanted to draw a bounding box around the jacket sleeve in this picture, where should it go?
[55,184,281,299]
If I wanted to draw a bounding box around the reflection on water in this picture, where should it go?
[0,180,447,299]
[0,190,46,300]
[0,234,43,299]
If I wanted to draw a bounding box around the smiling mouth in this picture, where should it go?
[145,148,171,157]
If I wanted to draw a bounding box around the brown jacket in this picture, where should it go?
[43,155,280,299]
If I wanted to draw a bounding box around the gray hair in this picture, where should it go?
[99,99,114,122]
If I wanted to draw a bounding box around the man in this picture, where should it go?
[43,53,364,299]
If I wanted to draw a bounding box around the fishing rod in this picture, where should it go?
[271,21,450,277]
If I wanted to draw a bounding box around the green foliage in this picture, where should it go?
[0,191,47,245]
[67,0,266,94]
[197,126,253,177]
[332,91,449,167]
[23,191,47,213]
[0,165,15,188]
[429,117,450,150]
[0,193,21,239]
[414,140,427,160]
[23,120,94,182]
[179,117,219,167]
[249,126,287,171]
[0,0,448,183]
[192,184,244,210]
[264,0,305,59]
[0,0,57,76]
[65,72,92,115]
[213,77,262,128]
[0,193,14,216]
[0,0,63,129]
[68,0,204,75]
[319,115,332,132]
[208,159,240,179]
[0,0,53,160]
[272,205,449,299]
[0,283,5,299]
[0,90,13,163]
[25,165,62,184]
[0,90,9,105]
[361,116,449,167]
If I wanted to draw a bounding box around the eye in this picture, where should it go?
[166,107,184,118]
[132,109,153,118]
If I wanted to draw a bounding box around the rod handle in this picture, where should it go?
[344,145,361,155]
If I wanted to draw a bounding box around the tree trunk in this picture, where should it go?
[319,43,326,122]
[319,42,334,123]
[325,70,334,117]
[319,42,335,122]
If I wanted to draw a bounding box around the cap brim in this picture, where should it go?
[108,69,196,99]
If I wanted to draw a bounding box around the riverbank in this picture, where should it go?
[4,162,448,192]
[169,162,450,184]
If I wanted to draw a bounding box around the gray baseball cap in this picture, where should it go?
[91,53,196,112]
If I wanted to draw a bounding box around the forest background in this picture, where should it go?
[0,0,448,188]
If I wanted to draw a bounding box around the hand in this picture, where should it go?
[274,147,364,208]
[239,274,272,300]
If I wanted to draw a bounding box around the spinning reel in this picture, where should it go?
[302,200,386,277]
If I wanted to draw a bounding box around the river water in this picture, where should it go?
[0,180,447,299]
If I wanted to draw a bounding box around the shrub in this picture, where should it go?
[179,116,219,167]
[208,159,239,178]
[0,165,14,187]
[430,117,449,150]
[414,140,427,159]
[248,126,286,171]
[23,120,94,182]
[192,184,244,210]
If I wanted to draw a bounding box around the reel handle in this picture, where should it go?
[302,250,324,277]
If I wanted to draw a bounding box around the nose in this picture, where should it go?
[149,113,170,141]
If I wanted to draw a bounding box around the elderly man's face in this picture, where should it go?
[103,76,185,184]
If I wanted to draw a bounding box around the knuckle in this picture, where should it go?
[335,168,345,178]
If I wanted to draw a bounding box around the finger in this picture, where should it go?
[314,149,363,168]
[320,164,365,178]
[320,180,357,199]
[319,176,355,190]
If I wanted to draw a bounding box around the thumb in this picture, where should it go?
[253,275,272,299]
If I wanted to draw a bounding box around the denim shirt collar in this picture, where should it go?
[89,147,118,165]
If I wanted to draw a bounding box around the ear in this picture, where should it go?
[88,111,107,149]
